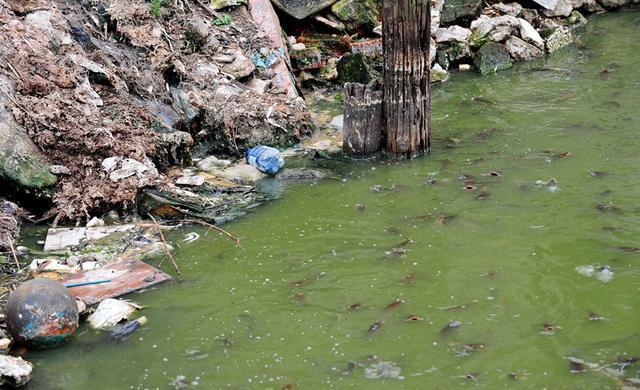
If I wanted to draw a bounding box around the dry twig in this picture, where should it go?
[148,214,181,276]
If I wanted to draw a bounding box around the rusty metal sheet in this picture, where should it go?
[63,258,172,305]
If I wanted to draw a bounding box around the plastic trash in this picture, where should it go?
[110,316,147,340]
[88,299,140,330]
[245,145,284,174]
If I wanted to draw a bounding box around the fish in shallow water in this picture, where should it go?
[405,315,424,321]
[384,298,404,311]
[403,273,416,284]
[588,312,605,321]
[620,247,640,253]
[368,321,383,335]
[540,323,561,335]
[347,303,362,311]
[441,320,462,334]
[472,96,495,105]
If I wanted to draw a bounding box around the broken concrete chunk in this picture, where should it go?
[434,26,472,43]
[531,0,559,10]
[492,2,523,16]
[541,0,573,17]
[246,78,272,94]
[43,225,136,251]
[505,36,544,61]
[176,175,205,186]
[0,355,32,388]
[519,18,545,49]
[546,27,574,53]
[270,0,338,19]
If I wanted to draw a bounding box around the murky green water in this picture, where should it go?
[26,12,640,389]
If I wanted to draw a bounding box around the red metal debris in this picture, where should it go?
[63,258,172,305]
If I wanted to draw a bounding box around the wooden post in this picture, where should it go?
[342,82,383,158]
[383,0,431,158]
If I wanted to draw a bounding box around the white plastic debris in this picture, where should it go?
[88,299,140,330]
[576,265,614,283]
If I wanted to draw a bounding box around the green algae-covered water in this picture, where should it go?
[27,12,640,389]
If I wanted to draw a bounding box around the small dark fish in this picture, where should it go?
[384,298,404,311]
[439,302,474,311]
[462,373,479,382]
[472,128,498,141]
[405,315,424,321]
[600,189,613,196]
[588,312,605,321]
[347,303,362,311]
[397,239,415,247]
[436,214,457,225]
[557,91,577,101]
[403,273,416,284]
[596,202,621,213]
[221,338,233,347]
[476,191,490,200]
[541,323,560,335]
[482,270,498,278]
[472,96,495,105]
[355,204,367,212]
[293,292,305,301]
[441,320,462,334]
[426,177,438,185]
[464,184,476,191]
[390,247,407,256]
[289,278,308,287]
[464,343,485,351]
[341,361,357,376]
[507,373,518,380]
[282,384,294,390]
[413,214,434,222]
[368,321,383,335]
[590,171,609,177]
[441,159,451,170]
[568,357,587,374]
[617,357,639,366]
[620,247,640,254]
[556,151,571,158]
[444,137,462,148]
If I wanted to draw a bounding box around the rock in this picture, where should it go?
[217,163,266,183]
[49,165,71,175]
[198,156,232,171]
[432,0,445,29]
[530,0,560,10]
[337,53,372,84]
[492,2,523,15]
[220,50,255,79]
[470,15,520,43]
[430,38,437,66]
[211,0,247,10]
[505,36,544,60]
[545,27,573,53]
[327,115,344,130]
[184,16,210,50]
[541,0,573,17]
[155,131,194,169]
[520,9,539,25]
[214,84,243,101]
[431,63,450,82]
[86,217,105,227]
[0,355,32,387]
[319,58,339,81]
[441,0,482,24]
[246,78,272,94]
[474,42,512,75]
[582,0,606,12]
[331,0,379,34]
[271,0,338,19]
[442,40,471,61]
[434,26,472,43]
[24,10,73,46]
[568,10,588,26]
[518,18,544,49]
[176,175,205,186]
[106,158,158,183]
[276,167,329,181]
[0,76,57,190]
[597,0,629,8]
[290,43,306,51]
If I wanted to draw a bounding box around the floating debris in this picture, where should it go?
[364,361,402,380]
[384,299,404,311]
[576,265,614,283]
[368,321,383,335]
[441,320,462,334]
[182,232,199,242]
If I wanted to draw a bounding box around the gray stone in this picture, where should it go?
[331,0,379,34]
[470,15,520,42]
[246,78,272,94]
[531,0,559,10]
[434,25,472,43]
[211,0,247,10]
[597,0,629,8]
[197,155,232,172]
[492,2,523,15]
[474,42,512,75]
[50,165,71,175]
[441,0,482,24]
[541,0,573,17]
[271,0,339,19]
[505,36,544,61]
[519,18,544,48]
[276,167,329,181]
[0,355,32,387]
[431,64,451,83]
[329,115,344,129]
[176,175,205,186]
[219,50,255,79]
[545,27,573,53]
[337,53,372,84]
[568,10,588,26]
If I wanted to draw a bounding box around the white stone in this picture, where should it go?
[290,43,306,51]
[246,78,272,94]
[329,115,344,130]
[176,175,205,186]
[492,2,523,15]
[459,64,471,71]
[197,156,232,172]
[542,0,573,17]
[434,26,472,43]
[505,36,544,61]
[519,18,545,49]
[0,355,32,387]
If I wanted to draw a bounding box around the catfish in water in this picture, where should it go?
[472,96,495,105]
[441,320,462,334]
[368,321,384,335]
[384,298,404,311]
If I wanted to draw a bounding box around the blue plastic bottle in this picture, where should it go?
[245,145,284,174]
